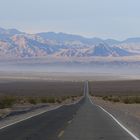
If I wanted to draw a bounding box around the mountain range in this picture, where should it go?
[0,27,140,60]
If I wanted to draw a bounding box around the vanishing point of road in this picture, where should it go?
[0,81,139,140]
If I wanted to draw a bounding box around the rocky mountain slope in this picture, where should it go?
[0,27,140,59]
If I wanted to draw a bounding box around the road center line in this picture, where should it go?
[58,130,65,138]
[0,83,85,130]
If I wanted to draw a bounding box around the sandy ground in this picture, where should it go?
[93,97,140,138]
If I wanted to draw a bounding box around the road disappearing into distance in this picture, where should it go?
[0,81,139,140]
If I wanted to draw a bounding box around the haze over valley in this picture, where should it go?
[1,1,140,140]
[0,27,140,80]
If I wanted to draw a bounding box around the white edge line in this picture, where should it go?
[0,83,86,130]
[0,105,62,130]
[98,105,140,140]
[88,94,140,140]
[0,97,83,130]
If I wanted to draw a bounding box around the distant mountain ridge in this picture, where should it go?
[0,27,140,59]
[37,32,104,45]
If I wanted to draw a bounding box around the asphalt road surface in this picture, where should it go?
[0,81,138,140]
[60,81,135,140]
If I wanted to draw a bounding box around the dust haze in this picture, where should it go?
[0,60,140,81]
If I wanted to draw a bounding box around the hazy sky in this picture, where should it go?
[0,0,140,40]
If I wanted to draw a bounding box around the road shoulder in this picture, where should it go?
[92,97,140,139]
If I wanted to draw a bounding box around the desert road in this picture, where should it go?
[0,81,139,140]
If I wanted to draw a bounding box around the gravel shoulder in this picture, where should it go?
[93,97,140,139]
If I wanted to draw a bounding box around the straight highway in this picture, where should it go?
[0,81,139,140]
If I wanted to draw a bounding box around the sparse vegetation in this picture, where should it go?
[40,98,48,103]
[89,80,140,104]
[27,97,38,105]
[0,81,83,109]
[0,96,17,109]
[46,97,56,103]
[96,95,140,104]
[0,95,81,109]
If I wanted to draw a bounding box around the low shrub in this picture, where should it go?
[40,98,48,103]
[101,95,140,104]
[46,97,56,103]
[0,96,17,109]
[27,98,38,105]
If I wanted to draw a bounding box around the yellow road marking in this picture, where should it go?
[58,130,64,138]
[68,120,72,124]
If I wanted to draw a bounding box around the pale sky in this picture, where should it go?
[0,0,140,40]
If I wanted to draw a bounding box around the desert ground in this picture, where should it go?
[89,80,140,138]
[0,80,84,119]
[89,80,140,96]
[0,72,140,138]
[0,80,83,97]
